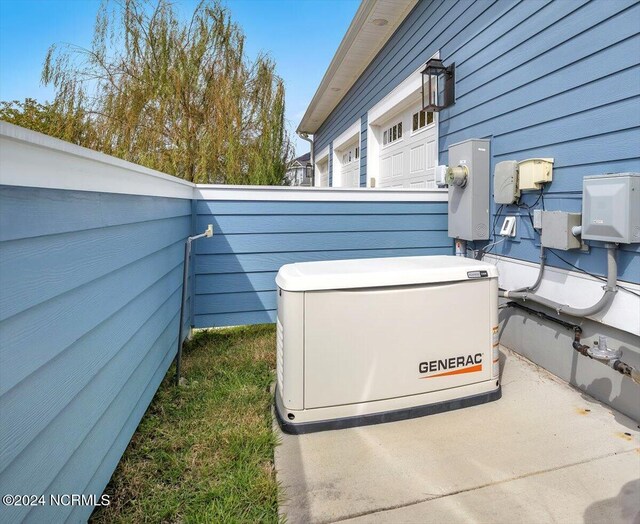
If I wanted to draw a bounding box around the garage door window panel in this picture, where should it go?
[412,110,434,134]
[335,139,360,187]
[383,121,403,147]
[377,104,437,189]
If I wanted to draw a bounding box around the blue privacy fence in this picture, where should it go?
[0,124,196,523]
[0,187,192,523]
[0,122,449,522]
[193,188,450,327]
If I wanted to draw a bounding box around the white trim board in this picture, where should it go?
[315,145,330,162]
[332,122,361,188]
[368,51,439,126]
[485,254,640,336]
[195,185,447,202]
[333,120,361,150]
[0,121,194,200]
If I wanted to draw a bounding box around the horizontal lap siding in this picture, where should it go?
[0,186,192,523]
[194,199,451,327]
[315,0,640,283]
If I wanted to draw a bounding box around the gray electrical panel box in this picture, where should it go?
[541,211,582,250]
[447,139,490,240]
[582,173,640,244]
[494,160,519,204]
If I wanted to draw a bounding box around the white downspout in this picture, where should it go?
[297,132,314,185]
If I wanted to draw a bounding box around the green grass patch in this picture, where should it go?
[92,324,280,523]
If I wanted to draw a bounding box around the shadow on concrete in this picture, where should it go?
[575,374,640,433]
[498,304,640,427]
[272,411,314,524]
[584,479,640,524]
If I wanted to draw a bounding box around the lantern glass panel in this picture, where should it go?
[430,76,438,106]
[422,71,441,111]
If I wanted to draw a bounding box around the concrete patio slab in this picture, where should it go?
[274,347,640,524]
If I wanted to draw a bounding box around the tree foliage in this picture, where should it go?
[34,0,291,184]
[0,98,95,145]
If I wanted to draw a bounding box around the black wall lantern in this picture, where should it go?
[421,58,455,112]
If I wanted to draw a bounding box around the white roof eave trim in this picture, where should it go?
[298,0,418,135]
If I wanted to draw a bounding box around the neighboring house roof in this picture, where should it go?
[287,152,312,171]
[295,152,311,164]
[297,0,418,135]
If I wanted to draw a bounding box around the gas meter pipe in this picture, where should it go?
[503,301,640,385]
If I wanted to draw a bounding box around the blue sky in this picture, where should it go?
[0,0,360,155]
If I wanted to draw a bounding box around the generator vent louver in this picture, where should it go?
[276,317,284,394]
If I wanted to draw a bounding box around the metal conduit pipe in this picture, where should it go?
[500,244,618,318]
[174,225,214,386]
[511,244,546,293]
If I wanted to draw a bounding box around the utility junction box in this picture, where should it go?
[541,211,582,250]
[582,173,640,244]
[519,158,553,190]
[494,160,520,204]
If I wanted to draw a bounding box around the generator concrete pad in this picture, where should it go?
[274,347,640,524]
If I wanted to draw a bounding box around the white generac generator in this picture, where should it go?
[274,255,501,434]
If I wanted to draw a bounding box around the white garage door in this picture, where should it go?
[379,104,437,188]
[334,140,360,187]
[315,157,329,187]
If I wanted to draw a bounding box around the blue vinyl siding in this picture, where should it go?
[0,186,192,523]
[314,0,640,283]
[193,199,451,327]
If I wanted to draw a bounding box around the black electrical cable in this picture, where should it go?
[547,249,640,298]
[516,187,544,230]
[493,204,503,237]
[482,188,545,260]
[519,203,535,229]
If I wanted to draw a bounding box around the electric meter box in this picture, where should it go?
[274,256,501,433]
[582,173,640,244]
[447,139,490,240]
